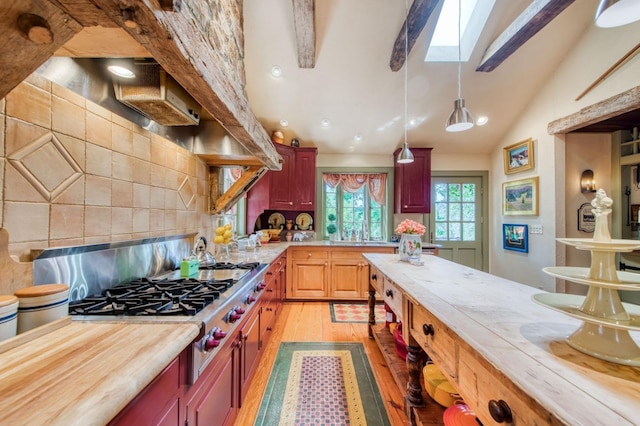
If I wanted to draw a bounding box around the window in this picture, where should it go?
[322,173,387,241]
[434,182,476,241]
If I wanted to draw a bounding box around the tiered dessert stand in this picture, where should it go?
[535,189,640,366]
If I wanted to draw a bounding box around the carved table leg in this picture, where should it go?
[406,345,426,408]
[368,289,376,339]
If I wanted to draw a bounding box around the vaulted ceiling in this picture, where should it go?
[243,0,602,156]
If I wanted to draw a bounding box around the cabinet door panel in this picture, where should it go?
[330,261,362,299]
[394,148,432,213]
[294,148,317,209]
[290,261,327,298]
[240,309,261,403]
[270,145,296,210]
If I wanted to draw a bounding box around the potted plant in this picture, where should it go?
[327,213,338,241]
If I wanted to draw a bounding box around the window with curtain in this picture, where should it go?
[322,173,387,240]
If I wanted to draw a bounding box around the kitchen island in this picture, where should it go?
[364,253,640,425]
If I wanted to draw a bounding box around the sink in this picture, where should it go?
[330,240,393,246]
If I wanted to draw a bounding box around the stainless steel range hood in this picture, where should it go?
[36,57,275,213]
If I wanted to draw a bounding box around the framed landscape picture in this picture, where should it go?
[503,138,534,175]
[503,224,529,253]
[502,176,539,216]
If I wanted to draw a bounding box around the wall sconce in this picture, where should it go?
[581,169,596,193]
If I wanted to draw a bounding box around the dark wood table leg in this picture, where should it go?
[405,344,426,408]
[368,289,376,339]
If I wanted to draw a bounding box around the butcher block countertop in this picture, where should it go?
[0,317,200,426]
[363,253,640,425]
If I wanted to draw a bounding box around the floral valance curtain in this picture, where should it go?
[322,173,387,205]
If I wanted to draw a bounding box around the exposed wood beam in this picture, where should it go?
[390,0,442,72]
[476,0,575,72]
[292,0,315,68]
[80,0,281,170]
[0,1,83,99]
[547,85,640,134]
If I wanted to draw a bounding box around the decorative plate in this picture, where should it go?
[296,213,313,230]
[268,212,285,229]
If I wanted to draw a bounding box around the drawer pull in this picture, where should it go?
[385,289,393,298]
[422,324,434,336]
[371,273,377,280]
[488,399,513,423]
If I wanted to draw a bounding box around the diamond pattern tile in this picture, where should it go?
[8,132,83,201]
[178,175,195,208]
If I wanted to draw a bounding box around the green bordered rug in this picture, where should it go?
[255,342,391,426]
[329,302,386,323]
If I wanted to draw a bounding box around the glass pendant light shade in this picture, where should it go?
[595,0,640,28]
[397,142,415,163]
[445,98,475,132]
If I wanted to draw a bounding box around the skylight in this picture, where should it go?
[426,0,496,62]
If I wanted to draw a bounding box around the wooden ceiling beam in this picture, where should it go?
[389,0,442,72]
[292,0,315,68]
[476,0,575,72]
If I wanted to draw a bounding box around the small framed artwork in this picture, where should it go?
[632,204,640,223]
[503,224,529,253]
[578,203,595,233]
[502,176,539,216]
[503,138,534,175]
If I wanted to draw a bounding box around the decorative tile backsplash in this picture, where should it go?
[0,73,213,262]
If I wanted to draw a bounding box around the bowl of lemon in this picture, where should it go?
[213,223,234,260]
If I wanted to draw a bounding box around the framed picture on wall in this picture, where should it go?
[502,177,539,216]
[503,224,529,253]
[503,138,534,175]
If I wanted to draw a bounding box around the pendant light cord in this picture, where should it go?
[404,0,409,147]
[457,0,462,99]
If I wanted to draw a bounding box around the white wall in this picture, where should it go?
[490,21,640,291]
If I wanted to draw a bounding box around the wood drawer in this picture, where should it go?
[458,346,552,425]
[369,266,383,294]
[409,303,457,384]
[291,248,328,260]
[382,276,403,323]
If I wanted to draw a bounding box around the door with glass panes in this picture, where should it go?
[430,177,483,270]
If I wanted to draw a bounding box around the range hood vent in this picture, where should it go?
[113,64,201,126]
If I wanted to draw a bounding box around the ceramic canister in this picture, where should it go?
[15,284,69,334]
[0,295,19,341]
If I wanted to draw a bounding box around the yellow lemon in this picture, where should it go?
[223,230,233,239]
[216,226,225,235]
[214,235,225,244]
[224,237,231,244]
[224,223,232,230]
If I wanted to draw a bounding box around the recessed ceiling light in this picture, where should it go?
[476,116,489,126]
[271,66,283,78]
[107,64,135,79]
[280,119,289,127]
[321,118,331,127]
[354,134,363,142]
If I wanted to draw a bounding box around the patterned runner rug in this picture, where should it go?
[255,342,390,426]
[329,302,386,323]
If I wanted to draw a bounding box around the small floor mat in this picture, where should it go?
[329,302,386,323]
[255,342,390,426]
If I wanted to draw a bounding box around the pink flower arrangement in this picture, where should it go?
[395,219,426,236]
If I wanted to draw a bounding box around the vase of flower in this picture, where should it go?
[395,219,426,262]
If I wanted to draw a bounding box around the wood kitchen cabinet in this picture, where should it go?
[287,246,394,300]
[394,147,432,213]
[246,145,317,231]
[239,307,261,404]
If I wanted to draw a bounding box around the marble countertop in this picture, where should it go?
[363,253,640,425]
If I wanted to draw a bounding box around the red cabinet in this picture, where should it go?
[394,147,432,213]
[246,145,317,232]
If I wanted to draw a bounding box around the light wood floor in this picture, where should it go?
[235,301,409,425]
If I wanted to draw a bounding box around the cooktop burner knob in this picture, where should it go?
[234,307,246,315]
[204,337,220,351]
[213,330,227,339]
[246,296,257,304]
[256,282,266,291]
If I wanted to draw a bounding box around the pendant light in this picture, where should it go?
[445,0,474,132]
[397,0,414,164]
[595,0,640,28]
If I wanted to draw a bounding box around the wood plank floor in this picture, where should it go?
[236,301,409,425]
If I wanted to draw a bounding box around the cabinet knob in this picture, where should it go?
[404,205,408,208]
[385,289,393,298]
[488,399,513,423]
[289,202,293,205]
[371,274,377,280]
[422,323,434,336]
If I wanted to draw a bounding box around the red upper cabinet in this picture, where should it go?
[293,148,317,209]
[394,148,432,214]
[269,144,296,210]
